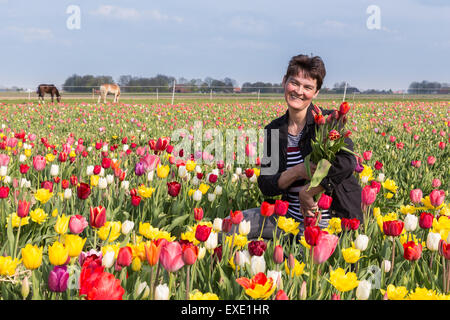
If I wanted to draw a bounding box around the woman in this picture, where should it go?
[228,54,363,240]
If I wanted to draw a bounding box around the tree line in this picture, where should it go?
[60,74,449,94]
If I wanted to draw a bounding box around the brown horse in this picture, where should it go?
[97,84,120,103]
[37,84,61,103]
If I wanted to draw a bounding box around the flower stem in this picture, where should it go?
[185,265,190,300]
[390,237,395,277]
[308,246,314,298]
[258,216,267,240]
[13,218,22,259]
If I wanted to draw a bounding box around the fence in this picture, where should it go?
[1,85,449,102]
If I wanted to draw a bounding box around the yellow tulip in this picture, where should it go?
[189,290,219,300]
[64,234,86,257]
[48,241,69,266]
[0,256,21,276]
[21,244,43,270]
[102,244,120,259]
[341,247,362,264]
[329,268,359,292]
[8,213,30,228]
[198,183,210,195]
[131,257,141,271]
[98,221,122,242]
[30,208,48,225]
[156,164,170,178]
[90,175,99,187]
[139,222,160,240]
[24,149,32,157]
[277,216,300,235]
[34,188,53,204]
[45,153,55,162]
[328,217,342,233]
[382,179,398,194]
[185,160,196,172]
[284,258,305,277]
[55,214,70,235]
[380,284,408,300]
[137,185,155,198]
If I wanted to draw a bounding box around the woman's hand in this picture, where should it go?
[297,162,317,180]
[298,185,318,218]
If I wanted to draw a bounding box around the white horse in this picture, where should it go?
[97,84,120,103]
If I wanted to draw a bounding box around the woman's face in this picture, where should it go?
[283,71,319,112]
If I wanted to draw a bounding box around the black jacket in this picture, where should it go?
[257,103,363,222]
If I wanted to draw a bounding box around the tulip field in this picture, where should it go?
[0,98,449,301]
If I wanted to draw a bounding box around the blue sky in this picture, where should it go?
[0,0,448,91]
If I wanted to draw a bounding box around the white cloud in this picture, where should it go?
[228,16,266,35]
[90,5,183,23]
[4,26,54,42]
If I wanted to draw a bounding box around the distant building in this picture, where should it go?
[233,87,241,93]
[174,84,190,93]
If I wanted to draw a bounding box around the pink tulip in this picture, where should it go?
[69,215,89,234]
[33,155,46,171]
[362,151,372,161]
[409,189,423,204]
[159,241,185,273]
[361,185,377,206]
[140,153,160,172]
[28,133,36,142]
[432,179,441,188]
[313,232,339,264]
[427,156,436,166]
[429,190,445,208]
[0,154,10,166]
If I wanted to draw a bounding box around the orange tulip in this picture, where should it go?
[144,241,162,266]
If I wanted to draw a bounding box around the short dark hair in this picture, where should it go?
[283,55,326,91]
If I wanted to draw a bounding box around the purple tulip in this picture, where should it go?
[134,161,146,176]
[355,162,364,173]
[48,266,69,292]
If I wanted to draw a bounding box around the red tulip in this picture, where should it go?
[438,142,446,150]
[101,157,111,169]
[167,181,181,197]
[273,245,284,264]
[70,175,78,186]
[275,290,289,300]
[159,241,185,272]
[374,161,383,170]
[403,241,422,261]
[19,164,30,174]
[86,272,125,300]
[361,185,377,206]
[230,210,243,225]
[245,168,254,178]
[93,165,101,175]
[195,225,212,242]
[339,101,350,115]
[208,173,218,183]
[304,216,317,227]
[313,231,339,264]
[409,189,423,204]
[131,195,141,206]
[370,180,381,194]
[0,186,9,199]
[362,151,372,161]
[77,182,91,200]
[116,246,133,267]
[274,200,289,216]
[194,207,204,221]
[328,130,341,141]
[155,137,170,152]
[383,220,404,237]
[89,206,106,228]
[260,201,275,217]
[221,218,232,233]
[304,226,322,246]
[248,240,267,257]
[429,189,445,208]
[441,241,450,260]
[181,243,198,265]
[341,218,361,231]
[419,212,434,229]
[17,199,31,218]
[313,113,325,125]
[317,194,332,210]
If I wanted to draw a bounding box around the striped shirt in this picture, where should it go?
[286,132,331,226]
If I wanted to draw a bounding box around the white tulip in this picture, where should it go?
[136,282,150,299]
[87,146,93,152]
[235,167,242,175]
[122,144,129,152]
[214,185,223,195]
[0,166,7,177]
[106,174,114,185]
[102,250,115,268]
[197,247,206,260]
[195,165,202,173]
[147,170,154,182]
[120,180,130,190]
[356,280,371,300]
[178,165,187,178]
[404,214,418,232]
[98,177,108,189]
[193,189,202,201]
[426,232,441,252]
[205,232,218,250]
[354,234,369,251]
[267,270,283,289]
[99,168,105,176]
[191,176,200,186]
[249,175,257,183]
[377,173,385,182]
[3,176,11,184]
[360,176,369,184]
[239,220,251,236]
[231,173,239,183]
[102,145,108,152]
[381,260,391,273]
[64,188,72,199]
[86,165,94,176]
[19,154,27,162]
[211,168,219,176]
[212,218,223,232]
[250,255,266,276]
[207,193,216,202]
[154,284,170,300]
[236,250,251,267]
[121,220,135,235]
